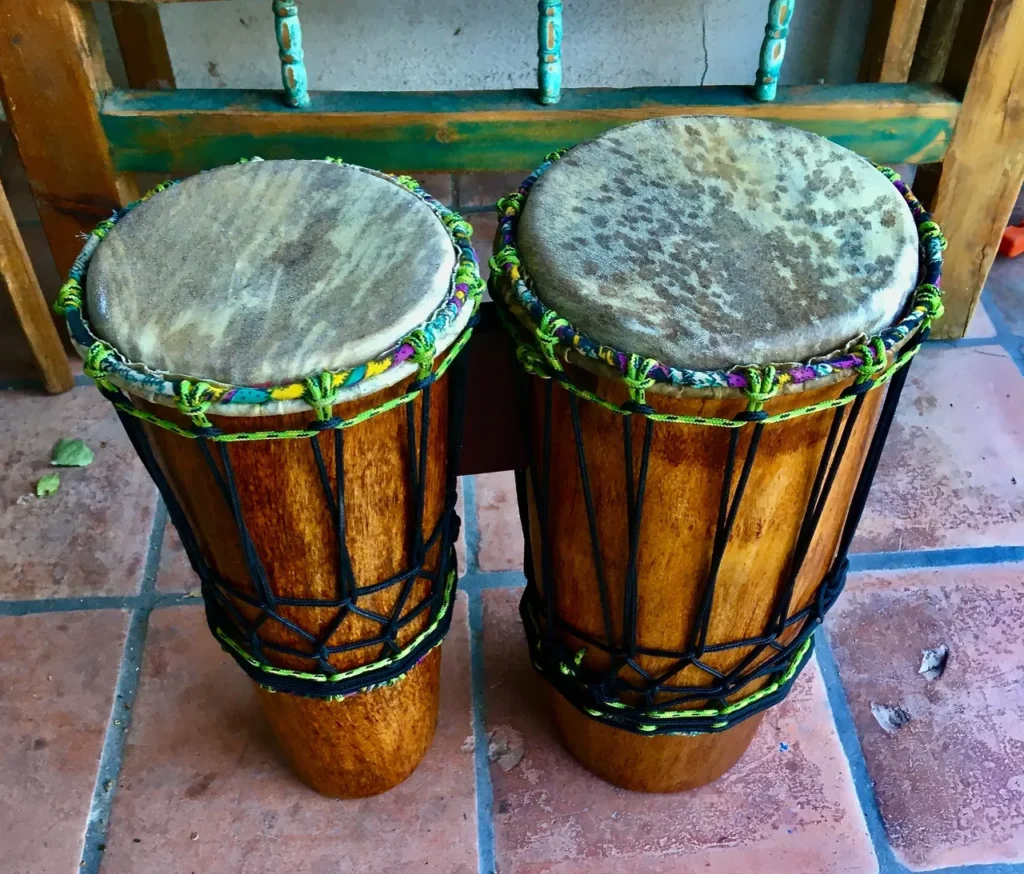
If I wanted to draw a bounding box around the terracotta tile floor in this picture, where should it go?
[3,145,1023,871]
[4,282,1020,874]
[828,566,1024,871]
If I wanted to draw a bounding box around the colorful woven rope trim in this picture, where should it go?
[55,158,485,416]
[95,323,473,442]
[498,293,921,426]
[490,152,945,395]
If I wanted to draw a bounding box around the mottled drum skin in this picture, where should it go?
[519,117,919,370]
[87,159,463,797]
[88,160,456,388]
[514,118,919,792]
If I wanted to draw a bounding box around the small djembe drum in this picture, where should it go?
[56,158,483,797]
[491,117,944,792]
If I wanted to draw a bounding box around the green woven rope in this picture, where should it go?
[559,636,814,735]
[302,371,340,422]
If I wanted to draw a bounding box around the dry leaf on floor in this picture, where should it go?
[918,645,949,681]
[487,726,525,771]
[871,702,911,734]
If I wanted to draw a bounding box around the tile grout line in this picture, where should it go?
[980,292,1024,378]
[79,500,166,874]
[6,546,1020,616]
[460,475,499,874]
[468,591,498,874]
[461,475,481,577]
[815,626,907,874]
[0,595,145,616]
[849,545,1024,573]
[958,291,1024,377]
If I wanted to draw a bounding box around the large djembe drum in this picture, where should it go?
[56,158,483,797]
[491,118,944,792]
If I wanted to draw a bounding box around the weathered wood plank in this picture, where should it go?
[923,0,1024,338]
[0,181,74,393]
[0,3,138,275]
[101,83,960,174]
[910,0,966,82]
[109,1,176,90]
[861,0,930,82]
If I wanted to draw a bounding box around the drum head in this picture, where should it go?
[87,160,458,387]
[517,117,920,370]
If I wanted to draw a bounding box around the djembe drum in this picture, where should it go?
[56,158,483,797]
[491,117,944,792]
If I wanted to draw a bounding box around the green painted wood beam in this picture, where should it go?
[102,83,959,175]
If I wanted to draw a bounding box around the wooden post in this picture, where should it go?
[860,0,929,82]
[921,0,1024,338]
[910,0,966,82]
[0,181,74,393]
[0,3,137,276]
[109,2,176,89]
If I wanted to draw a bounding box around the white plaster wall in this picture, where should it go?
[154,0,871,92]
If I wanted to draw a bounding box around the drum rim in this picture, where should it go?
[491,147,945,399]
[56,159,485,417]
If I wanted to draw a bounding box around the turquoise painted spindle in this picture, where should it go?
[754,0,794,101]
[538,1,563,105]
[273,0,310,109]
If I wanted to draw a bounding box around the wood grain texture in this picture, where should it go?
[924,0,1024,338]
[0,181,73,393]
[524,367,885,791]
[0,3,137,275]
[138,375,452,797]
[861,0,929,82]
[550,692,766,793]
[910,0,967,82]
[109,2,176,90]
[100,84,961,174]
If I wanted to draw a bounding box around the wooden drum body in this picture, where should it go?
[139,379,453,797]
[494,118,945,792]
[59,159,483,797]
[522,367,886,792]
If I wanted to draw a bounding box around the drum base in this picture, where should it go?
[549,689,764,793]
[258,647,442,798]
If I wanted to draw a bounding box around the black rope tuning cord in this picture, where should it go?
[516,331,924,736]
[107,350,469,700]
